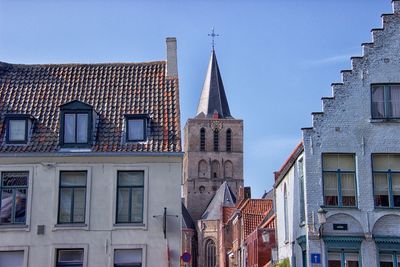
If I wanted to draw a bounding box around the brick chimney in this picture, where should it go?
[166,37,178,78]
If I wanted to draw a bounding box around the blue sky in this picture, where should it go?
[0,0,392,197]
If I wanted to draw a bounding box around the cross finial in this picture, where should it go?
[208,27,219,50]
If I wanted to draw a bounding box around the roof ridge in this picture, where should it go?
[0,60,166,68]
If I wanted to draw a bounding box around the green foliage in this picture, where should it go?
[274,258,290,267]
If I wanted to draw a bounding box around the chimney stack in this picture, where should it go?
[166,37,178,78]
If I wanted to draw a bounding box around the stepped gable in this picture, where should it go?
[196,49,232,119]
[0,61,181,153]
[302,0,400,134]
[201,181,236,220]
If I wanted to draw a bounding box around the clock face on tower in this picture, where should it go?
[210,120,223,131]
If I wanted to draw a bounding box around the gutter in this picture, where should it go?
[0,152,184,158]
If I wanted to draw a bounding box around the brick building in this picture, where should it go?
[274,1,400,266]
[182,48,244,267]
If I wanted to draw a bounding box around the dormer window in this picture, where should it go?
[60,100,94,148]
[125,114,148,142]
[5,114,34,144]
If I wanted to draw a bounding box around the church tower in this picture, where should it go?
[183,49,244,221]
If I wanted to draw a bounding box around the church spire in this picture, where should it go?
[196,49,232,119]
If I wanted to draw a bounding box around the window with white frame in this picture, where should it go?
[323,154,356,207]
[58,171,87,224]
[56,249,84,267]
[372,154,400,208]
[116,171,144,224]
[114,249,142,267]
[298,158,305,224]
[328,251,359,267]
[0,171,28,224]
[372,84,400,119]
[379,252,400,267]
[0,250,24,267]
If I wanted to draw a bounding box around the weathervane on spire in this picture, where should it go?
[208,27,219,50]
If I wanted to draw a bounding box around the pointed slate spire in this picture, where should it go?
[201,181,236,220]
[196,50,232,119]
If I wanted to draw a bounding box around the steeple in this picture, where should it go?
[196,49,232,119]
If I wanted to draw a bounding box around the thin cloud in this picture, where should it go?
[304,54,354,66]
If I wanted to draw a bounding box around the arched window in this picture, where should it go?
[211,161,220,178]
[284,184,289,241]
[191,236,198,267]
[213,130,219,152]
[200,128,206,151]
[224,161,233,178]
[205,239,216,267]
[226,129,232,152]
[198,160,208,178]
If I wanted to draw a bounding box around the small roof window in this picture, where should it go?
[5,114,35,144]
[125,114,149,142]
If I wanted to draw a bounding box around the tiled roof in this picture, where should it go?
[182,202,195,230]
[0,61,181,153]
[242,213,265,238]
[274,142,303,187]
[240,199,272,214]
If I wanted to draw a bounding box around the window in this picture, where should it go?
[323,154,356,207]
[284,184,288,241]
[125,115,147,142]
[205,239,216,267]
[114,249,142,267]
[298,159,306,224]
[198,160,208,178]
[56,249,84,267]
[226,129,232,152]
[0,172,28,224]
[116,171,144,224]
[60,100,93,147]
[213,130,219,152]
[211,161,220,178]
[224,161,233,178]
[58,171,87,224]
[372,84,400,119]
[0,251,24,267]
[379,252,400,267]
[200,128,206,151]
[5,114,34,144]
[373,154,400,208]
[328,251,359,267]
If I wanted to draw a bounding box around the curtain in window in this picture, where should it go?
[76,114,88,143]
[327,252,341,267]
[372,86,385,118]
[390,86,400,117]
[324,173,338,206]
[341,173,356,206]
[374,174,389,207]
[9,120,25,141]
[114,249,142,267]
[392,174,400,207]
[64,114,76,143]
[345,253,359,267]
[0,251,24,267]
[379,254,394,267]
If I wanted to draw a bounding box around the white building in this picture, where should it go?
[275,1,400,266]
[0,38,182,267]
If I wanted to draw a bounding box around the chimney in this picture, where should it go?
[393,0,400,13]
[166,37,178,78]
[244,187,251,199]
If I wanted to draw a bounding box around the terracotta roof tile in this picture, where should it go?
[0,61,181,153]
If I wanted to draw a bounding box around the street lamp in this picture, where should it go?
[261,230,270,243]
